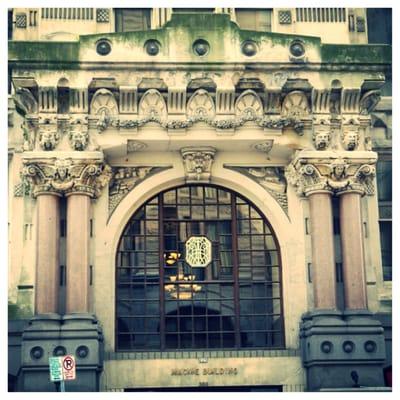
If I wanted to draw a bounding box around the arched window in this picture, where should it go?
[57,78,70,114]
[116,184,284,350]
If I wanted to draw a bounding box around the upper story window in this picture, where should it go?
[116,184,284,351]
[235,8,272,32]
[367,8,392,44]
[115,8,151,32]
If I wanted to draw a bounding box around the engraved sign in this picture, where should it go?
[185,236,212,267]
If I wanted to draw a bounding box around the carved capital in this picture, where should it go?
[286,152,377,197]
[181,147,216,182]
[21,156,111,198]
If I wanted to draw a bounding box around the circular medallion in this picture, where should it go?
[289,40,305,58]
[96,39,111,56]
[145,39,160,56]
[193,39,210,56]
[242,40,258,57]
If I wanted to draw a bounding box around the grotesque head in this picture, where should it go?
[314,129,331,150]
[70,129,88,151]
[39,128,58,151]
[343,130,359,151]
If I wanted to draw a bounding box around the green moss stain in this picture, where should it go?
[321,44,391,64]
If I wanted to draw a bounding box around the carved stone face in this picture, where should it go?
[314,130,330,150]
[70,129,88,151]
[343,131,359,151]
[39,129,58,151]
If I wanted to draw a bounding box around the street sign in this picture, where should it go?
[62,355,76,381]
[49,357,63,382]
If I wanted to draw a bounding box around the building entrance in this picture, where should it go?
[116,184,284,351]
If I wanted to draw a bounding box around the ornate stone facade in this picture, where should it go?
[285,152,376,196]
[21,155,111,198]
[108,166,171,215]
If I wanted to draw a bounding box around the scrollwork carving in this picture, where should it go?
[108,166,170,215]
[21,158,111,198]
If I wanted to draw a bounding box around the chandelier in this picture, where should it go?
[164,274,202,300]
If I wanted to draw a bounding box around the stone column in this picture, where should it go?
[66,193,91,313]
[338,190,368,310]
[35,193,60,314]
[308,191,337,310]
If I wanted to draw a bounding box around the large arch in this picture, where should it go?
[96,165,298,351]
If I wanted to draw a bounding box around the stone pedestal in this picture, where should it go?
[18,313,103,392]
[300,310,386,391]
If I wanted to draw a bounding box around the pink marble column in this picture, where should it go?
[339,191,368,310]
[35,193,60,314]
[308,191,337,310]
[66,193,91,313]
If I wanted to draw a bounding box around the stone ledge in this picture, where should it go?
[105,348,300,360]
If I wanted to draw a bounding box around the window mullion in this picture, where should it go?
[231,193,241,348]
[159,194,166,350]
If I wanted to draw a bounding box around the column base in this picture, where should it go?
[18,313,103,392]
[300,310,386,391]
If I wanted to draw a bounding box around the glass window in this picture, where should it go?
[235,8,272,31]
[115,8,151,32]
[116,185,284,350]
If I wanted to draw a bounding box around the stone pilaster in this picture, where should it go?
[19,152,110,392]
[286,150,386,391]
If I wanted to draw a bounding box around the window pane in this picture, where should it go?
[115,8,151,32]
[116,184,283,350]
[380,221,392,281]
[376,159,392,201]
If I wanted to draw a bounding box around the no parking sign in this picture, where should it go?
[62,355,76,380]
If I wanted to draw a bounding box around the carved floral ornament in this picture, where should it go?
[21,158,112,198]
[285,156,376,197]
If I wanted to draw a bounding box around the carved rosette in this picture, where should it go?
[21,157,112,198]
[181,147,216,182]
[108,166,171,215]
[285,153,376,197]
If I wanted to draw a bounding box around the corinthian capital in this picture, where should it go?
[21,153,112,198]
[285,151,377,197]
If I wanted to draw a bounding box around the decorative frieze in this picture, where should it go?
[235,90,263,119]
[138,89,167,120]
[281,91,310,118]
[181,147,216,182]
[108,166,170,215]
[90,89,119,132]
[21,156,111,198]
[226,166,288,213]
[285,152,376,196]
[187,89,215,119]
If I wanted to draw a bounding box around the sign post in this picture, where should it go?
[49,355,76,392]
